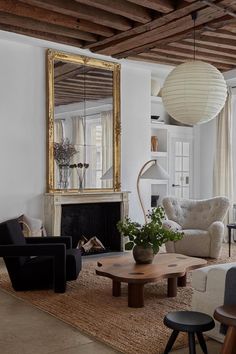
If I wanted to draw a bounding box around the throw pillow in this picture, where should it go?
[18,215,47,237]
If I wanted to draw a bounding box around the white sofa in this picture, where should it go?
[162,197,229,258]
[191,263,236,342]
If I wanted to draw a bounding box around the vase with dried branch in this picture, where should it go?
[69,163,89,190]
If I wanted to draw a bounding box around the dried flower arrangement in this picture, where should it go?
[53,138,77,166]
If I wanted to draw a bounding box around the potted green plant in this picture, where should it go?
[117,207,183,264]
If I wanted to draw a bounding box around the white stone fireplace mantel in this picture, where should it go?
[44,191,129,236]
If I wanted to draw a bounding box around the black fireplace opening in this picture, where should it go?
[61,202,122,254]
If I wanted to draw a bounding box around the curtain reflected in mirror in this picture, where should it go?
[53,60,114,190]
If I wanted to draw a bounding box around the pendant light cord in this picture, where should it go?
[194,17,196,60]
[191,12,197,61]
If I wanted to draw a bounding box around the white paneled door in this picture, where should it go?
[170,136,193,199]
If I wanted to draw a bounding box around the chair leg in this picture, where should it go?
[196,332,208,354]
[188,332,196,354]
[54,253,66,293]
[164,330,179,354]
[221,326,236,354]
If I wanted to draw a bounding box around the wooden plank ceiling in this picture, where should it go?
[0,0,236,71]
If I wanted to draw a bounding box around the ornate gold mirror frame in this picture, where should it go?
[47,49,121,193]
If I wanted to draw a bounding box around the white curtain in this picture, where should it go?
[71,116,85,189]
[213,89,234,233]
[54,119,64,143]
[101,110,113,188]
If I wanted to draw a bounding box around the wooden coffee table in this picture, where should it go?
[96,253,207,308]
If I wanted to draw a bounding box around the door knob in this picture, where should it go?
[172,184,181,187]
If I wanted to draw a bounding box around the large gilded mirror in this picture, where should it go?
[47,49,121,192]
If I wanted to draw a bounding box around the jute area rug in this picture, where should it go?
[0,245,235,354]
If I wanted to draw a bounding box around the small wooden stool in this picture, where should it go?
[214,305,236,354]
[163,311,215,354]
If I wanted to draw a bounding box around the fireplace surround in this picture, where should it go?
[44,192,129,252]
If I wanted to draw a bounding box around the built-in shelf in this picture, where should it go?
[151,151,167,157]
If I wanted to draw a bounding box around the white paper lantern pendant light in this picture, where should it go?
[162,12,227,125]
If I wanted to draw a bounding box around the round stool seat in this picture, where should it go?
[214,305,236,327]
[164,311,215,333]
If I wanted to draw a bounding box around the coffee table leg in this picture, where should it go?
[128,283,144,308]
[112,280,121,297]
[177,274,187,287]
[168,278,177,297]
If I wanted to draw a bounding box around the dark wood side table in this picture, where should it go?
[227,224,236,257]
[214,305,236,354]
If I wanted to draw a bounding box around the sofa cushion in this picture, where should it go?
[192,262,236,292]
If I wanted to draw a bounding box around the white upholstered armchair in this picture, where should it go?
[162,197,229,258]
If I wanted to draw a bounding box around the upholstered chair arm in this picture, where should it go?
[162,220,182,231]
[163,220,182,253]
[208,221,225,258]
[25,236,72,249]
[0,244,66,293]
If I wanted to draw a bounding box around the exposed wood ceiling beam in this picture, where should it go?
[169,40,236,57]
[92,5,226,56]
[185,34,236,48]
[86,1,208,50]
[143,50,234,69]
[113,15,236,59]
[151,46,236,65]
[202,0,236,18]
[201,28,236,38]
[0,0,234,71]
[126,0,174,13]
[102,8,227,57]
[223,22,236,31]
[131,52,232,70]
[20,0,132,31]
[74,0,152,23]
[0,11,97,42]
[0,23,83,46]
[0,0,114,37]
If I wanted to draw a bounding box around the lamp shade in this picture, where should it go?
[140,161,169,180]
[101,166,113,180]
[162,61,227,125]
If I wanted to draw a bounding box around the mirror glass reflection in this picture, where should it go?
[53,60,113,190]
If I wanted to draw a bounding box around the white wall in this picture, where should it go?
[121,64,151,222]
[0,39,45,221]
[197,119,217,199]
